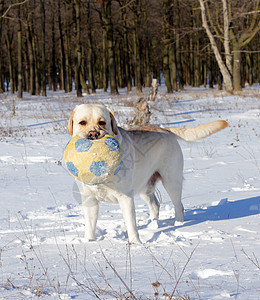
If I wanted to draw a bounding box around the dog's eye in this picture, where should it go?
[79,120,87,126]
[98,120,106,126]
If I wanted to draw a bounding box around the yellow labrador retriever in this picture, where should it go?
[67,103,228,243]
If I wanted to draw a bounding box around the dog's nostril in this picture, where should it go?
[88,131,100,139]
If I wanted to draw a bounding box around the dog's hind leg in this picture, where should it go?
[140,192,160,220]
[162,175,184,225]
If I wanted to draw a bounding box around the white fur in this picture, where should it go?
[68,103,228,243]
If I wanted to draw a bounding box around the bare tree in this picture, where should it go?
[0,0,5,93]
[17,2,22,98]
[100,0,118,95]
[222,0,232,75]
[85,0,95,93]
[40,0,46,96]
[0,0,258,97]
[199,0,233,92]
[203,0,260,91]
[74,0,82,97]
[230,1,260,90]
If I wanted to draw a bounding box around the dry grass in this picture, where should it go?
[0,213,197,299]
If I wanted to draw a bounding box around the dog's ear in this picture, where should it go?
[107,108,118,135]
[68,106,78,136]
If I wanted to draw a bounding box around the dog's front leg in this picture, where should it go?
[82,196,99,241]
[118,195,141,244]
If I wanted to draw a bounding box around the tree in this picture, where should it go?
[202,0,260,91]
[0,0,4,93]
[17,2,22,98]
[132,0,142,92]
[0,0,258,98]
[199,0,233,92]
[57,0,66,92]
[50,3,57,92]
[230,1,260,90]
[86,0,96,93]
[40,0,46,96]
[6,20,15,94]
[74,0,82,97]
[174,0,183,90]
[100,0,118,95]
[120,0,132,92]
[162,0,173,93]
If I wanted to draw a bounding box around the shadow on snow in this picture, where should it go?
[183,196,260,227]
[138,196,260,241]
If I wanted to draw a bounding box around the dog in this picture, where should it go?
[67,103,228,243]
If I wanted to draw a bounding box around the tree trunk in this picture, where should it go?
[116,42,124,88]
[33,35,41,96]
[163,42,173,93]
[101,0,118,95]
[6,27,14,94]
[189,34,194,86]
[58,0,66,91]
[149,78,158,101]
[241,54,245,88]
[218,70,223,90]
[169,3,177,92]
[233,48,242,91]
[203,58,207,87]
[75,50,82,97]
[40,0,46,96]
[65,1,72,92]
[87,46,96,93]
[194,39,200,87]
[222,0,232,75]
[74,0,82,97]
[169,43,177,91]
[174,0,183,90]
[145,40,151,88]
[199,0,233,92]
[102,26,108,92]
[258,52,260,84]
[133,0,142,92]
[17,5,23,98]
[0,0,4,93]
[162,0,173,93]
[122,3,132,92]
[80,46,90,95]
[50,10,57,91]
[86,0,96,93]
[24,46,30,92]
[246,49,253,86]
[26,3,36,95]
[208,46,214,88]
[34,37,41,95]
[64,18,72,93]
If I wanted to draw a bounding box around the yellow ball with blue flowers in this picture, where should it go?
[64,135,123,185]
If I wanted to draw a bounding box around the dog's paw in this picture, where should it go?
[84,234,96,242]
[128,235,142,244]
[174,220,184,227]
[83,238,96,243]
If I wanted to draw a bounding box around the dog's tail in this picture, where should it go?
[165,120,229,142]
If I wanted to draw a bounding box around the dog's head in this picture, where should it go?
[68,104,118,139]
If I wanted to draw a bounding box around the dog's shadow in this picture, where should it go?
[184,196,260,226]
[139,196,260,242]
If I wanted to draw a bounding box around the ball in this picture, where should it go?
[64,135,123,185]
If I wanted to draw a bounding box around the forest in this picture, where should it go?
[0,0,259,98]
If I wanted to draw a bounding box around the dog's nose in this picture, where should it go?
[87,131,100,140]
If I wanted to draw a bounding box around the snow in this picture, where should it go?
[0,85,260,299]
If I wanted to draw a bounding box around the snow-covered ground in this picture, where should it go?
[0,85,259,299]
